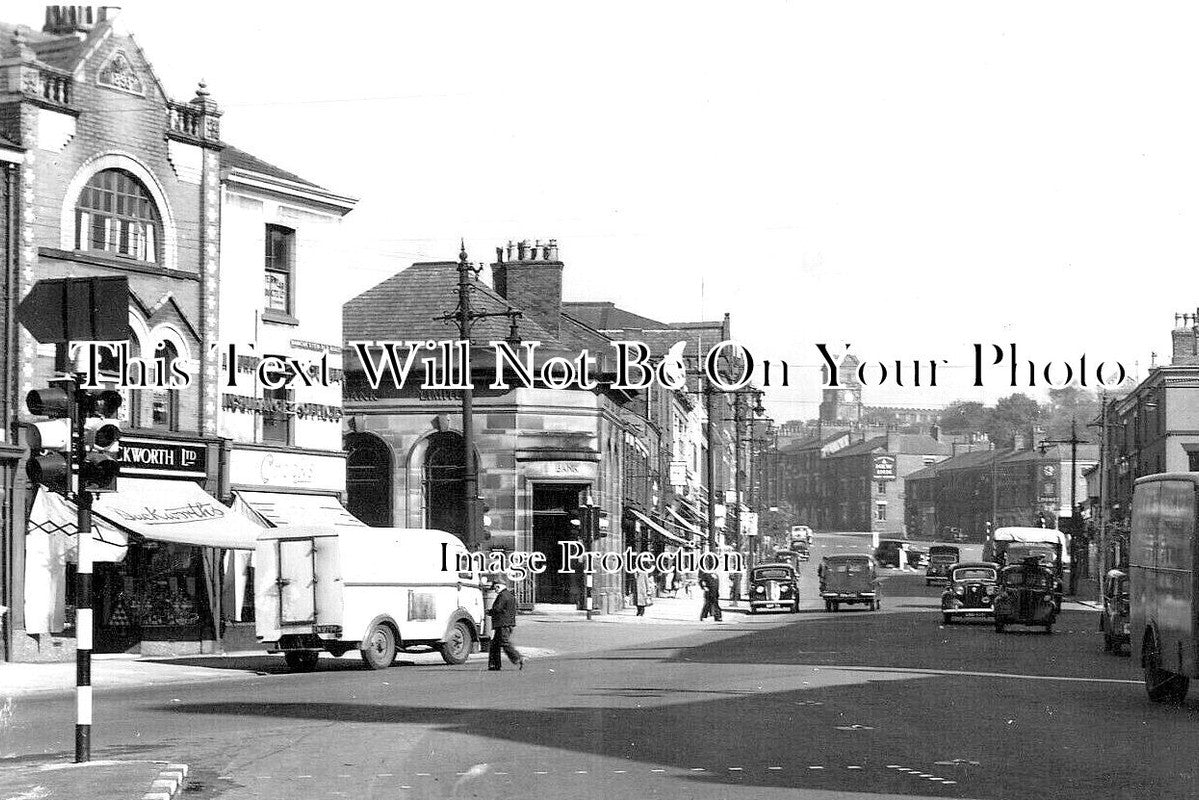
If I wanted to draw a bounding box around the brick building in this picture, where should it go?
[0,6,342,661]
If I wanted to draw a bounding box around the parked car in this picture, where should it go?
[819,554,880,611]
[255,526,485,671]
[993,558,1060,633]
[748,563,801,614]
[925,545,962,585]
[1100,568,1130,655]
[940,562,999,624]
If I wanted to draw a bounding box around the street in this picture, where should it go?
[2,533,1194,800]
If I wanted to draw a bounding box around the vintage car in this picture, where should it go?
[874,539,904,568]
[793,540,811,562]
[772,550,801,570]
[819,554,880,611]
[926,545,962,585]
[1100,568,1130,655]
[748,563,801,614]
[993,558,1061,633]
[790,525,813,546]
[907,546,928,570]
[940,561,999,623]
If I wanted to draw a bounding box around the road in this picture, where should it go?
[2,532,1196,800]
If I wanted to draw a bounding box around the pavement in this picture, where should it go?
[0,759,187,800]
[3,531,1165,800]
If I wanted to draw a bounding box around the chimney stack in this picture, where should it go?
[43,5,97,36]
[491,237,564,339]
[1172,311,1199,366]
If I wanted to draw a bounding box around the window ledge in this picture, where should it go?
[262,309,299,326]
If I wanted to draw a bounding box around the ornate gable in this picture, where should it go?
[96,49,144,96]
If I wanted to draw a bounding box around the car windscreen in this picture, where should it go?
[953,568,995,582]
[753,568,793,581]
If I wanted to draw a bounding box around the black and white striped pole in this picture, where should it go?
[72,379,93,762]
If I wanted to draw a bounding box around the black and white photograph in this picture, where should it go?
[0,2,1197,798]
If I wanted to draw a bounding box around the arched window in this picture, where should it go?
[149,340,180,431]
[345,433,392,528]
[75,169,161,262]
[424,432,468,540]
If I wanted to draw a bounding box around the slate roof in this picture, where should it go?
[0,22,90,71]
[344,262,556,346]
[222,144,323,189]
[564,301,666,331]
[826,436,888,459]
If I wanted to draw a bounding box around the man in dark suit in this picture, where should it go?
[699,570,723,621]
[487,576,524,671]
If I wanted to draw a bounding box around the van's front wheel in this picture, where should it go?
[361,623,397,670]
[440,619,473,665]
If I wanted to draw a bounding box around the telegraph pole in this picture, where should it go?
[437,242,521,550]
[705,378,718,551]
[1039,419,1085,594]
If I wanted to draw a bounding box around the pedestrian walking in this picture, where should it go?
[487,576,524,671]
[699,570,723,621]
[634,570,654,616]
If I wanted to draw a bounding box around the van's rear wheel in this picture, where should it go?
[1144,636,1190,703]
[284,651,319,672]
[439,619,473,665]
[361,623,397,670]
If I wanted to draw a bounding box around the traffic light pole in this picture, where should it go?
[72,378,93,763]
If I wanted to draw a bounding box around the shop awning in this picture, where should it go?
[92,478,263,550]
[630,509,689,546]
[30,488,128,563]
[236,491,365,528]
[667,506,704,537]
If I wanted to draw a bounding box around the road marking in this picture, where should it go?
[651,769,666,773]
[809,766,824,770]
[298,775,313,778]
[376,773,394,777]
[768,766,782,771]
[825,664,1142,685]
[691,768,706,771]
[847,766,864,770]
[415,773,430,777]
[835,724,874,730]
[535,771,549,775]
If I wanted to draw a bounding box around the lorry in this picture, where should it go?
[255,526,486,672]
[983,527,1070,577]
[1130,473,1197,703]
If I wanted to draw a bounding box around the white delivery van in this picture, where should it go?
[255,526,485,672]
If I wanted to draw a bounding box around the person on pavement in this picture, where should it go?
[634,570,654,616]
[487,576,524,671]
[699,570,723,621]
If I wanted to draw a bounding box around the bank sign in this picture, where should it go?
[119,437,208,480]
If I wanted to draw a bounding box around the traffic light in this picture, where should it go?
[25,386,72,495]
[79,389,122,493]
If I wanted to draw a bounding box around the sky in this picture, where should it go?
[11,1,1199,421]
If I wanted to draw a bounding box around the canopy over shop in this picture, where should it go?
[24,479,263,653]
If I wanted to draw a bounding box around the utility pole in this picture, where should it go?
[705,378,718,551]
[1039,419,1085,594]
[437,242,520,550]
[1096,394,1109,605]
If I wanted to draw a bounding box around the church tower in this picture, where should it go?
[818,354,862,425]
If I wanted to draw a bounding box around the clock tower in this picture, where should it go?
[819,354,862,425]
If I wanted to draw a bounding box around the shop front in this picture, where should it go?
[222,444,361,649]
[22,432,262,658]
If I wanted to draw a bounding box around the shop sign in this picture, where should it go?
[222,393,343,422]
[230,448,347,492]
[119,437,207,479]
[873,454,897,481]
[669,460,687,486]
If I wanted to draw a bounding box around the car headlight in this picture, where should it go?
[954,587,965,596]
[1043,594,1053,602]
[754,586,765,594]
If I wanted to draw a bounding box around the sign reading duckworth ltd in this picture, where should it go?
[119,437,208,479]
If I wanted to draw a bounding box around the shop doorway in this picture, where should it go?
[532,483,587,605]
